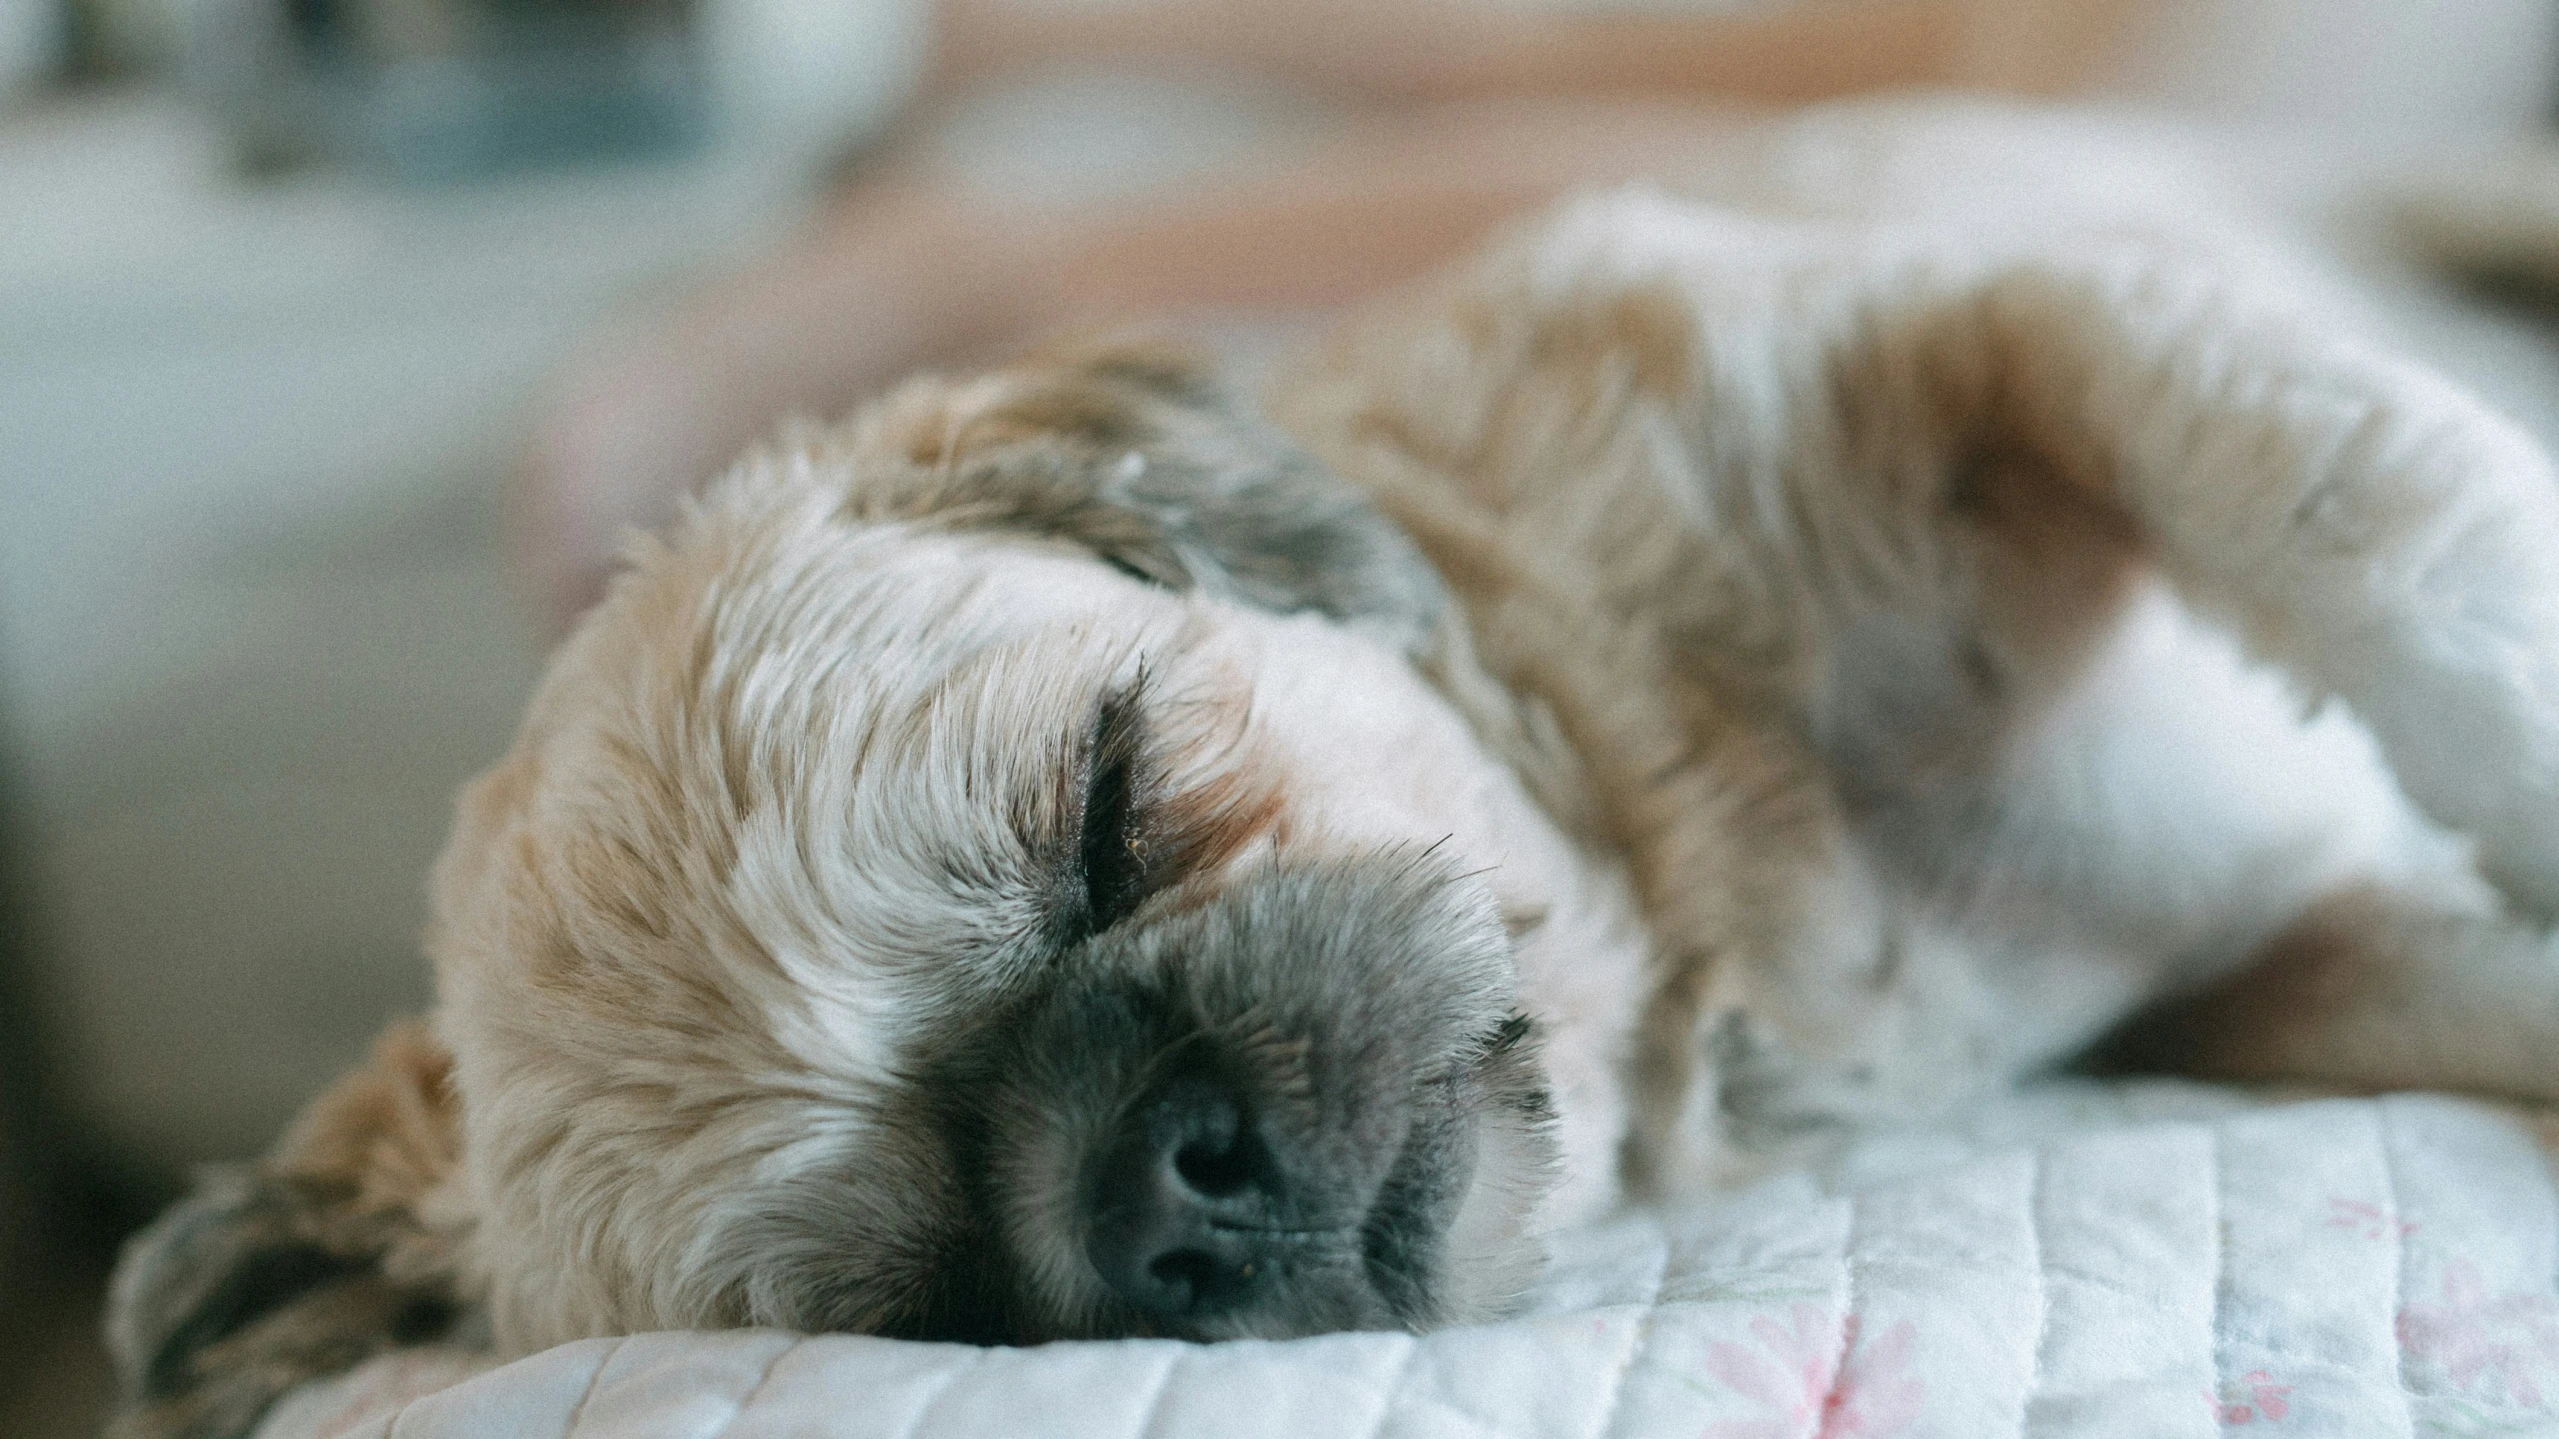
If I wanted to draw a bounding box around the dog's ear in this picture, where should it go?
[846,339,1450,655]
[106,1020,477,1439]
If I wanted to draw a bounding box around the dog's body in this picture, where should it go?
[107,111,2559,1439]
[1281,186,2559,1176]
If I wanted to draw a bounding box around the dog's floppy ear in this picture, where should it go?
[106,1020,477,1439]
[848,339,1450,654]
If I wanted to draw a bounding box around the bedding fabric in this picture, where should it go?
[255,1081,2559,1437]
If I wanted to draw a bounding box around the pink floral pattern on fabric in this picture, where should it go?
[2327,1198,2417,1241]
[2398,1259,2559,1408]
[2205,1371,2293,1426]
[1700,1303,1924,1439]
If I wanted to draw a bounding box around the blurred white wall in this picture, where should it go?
[0,0,54,98]
[2101,0,2558,133]
[0,97,793,1167]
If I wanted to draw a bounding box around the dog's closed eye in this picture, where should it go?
[1078,686,1154,934]
[1053,670,1292,950]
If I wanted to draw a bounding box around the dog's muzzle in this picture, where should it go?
[968,857,1547,1342]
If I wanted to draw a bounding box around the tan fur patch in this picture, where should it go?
[1954,446,2148,702]
[1527,279,1696,402]
[107,1023,475,1439]
[270,1022,462,1258]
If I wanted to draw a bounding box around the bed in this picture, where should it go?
[249,1081,2559,1437]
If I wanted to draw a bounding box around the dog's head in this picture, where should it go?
[114,346,1579,1423]
[439,346,1576,1347]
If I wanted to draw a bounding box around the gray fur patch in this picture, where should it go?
[103,1167,466,1439]
[850,348,1449,656]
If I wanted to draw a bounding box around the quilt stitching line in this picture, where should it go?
[371,1398,410,1439]
[2017,1149,2050,1439]
[2204,1123,2227,1439]
[2375,1100,2418,1439]
[888,1346,988,1439]
[1263,1333,1494,1439]
[2548,1094,2559,1431]
[1124,1345,1185,1439]
[561,1337,632,1439]
[1591,1304,1660,1439]
[702,1335,806,1439]
[379,1361,507,1439]
[1357,1335,1427,1439]
[1583,1231,1673,1439]
[1820,1191,1863,1439]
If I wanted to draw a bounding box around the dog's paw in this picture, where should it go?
[1705,1010,1899,1146]
[105,1021,476,1439]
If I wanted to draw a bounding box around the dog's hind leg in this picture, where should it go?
[2106,878,2559,1102]
[1975,252,2559,919]
[2397,143,2559,298]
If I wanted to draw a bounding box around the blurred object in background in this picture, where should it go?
[0,0,60,98]
[170,0,932,180]
[0,85,792,1173]
[178,0,706,178]
[510,0,2559,633]
[0,78,793,1430]
[59,0,162,74]
[0,729,131,1438]
[2102,0,2559,133]
[695,0,924,175]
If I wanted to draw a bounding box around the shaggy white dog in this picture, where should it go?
[105,105,2559,1439]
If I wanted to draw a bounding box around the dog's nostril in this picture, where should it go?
[1172,1133,1258,1199]
[1151,1079,1277,1203]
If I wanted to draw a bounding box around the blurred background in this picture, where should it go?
[2,0,2556,1431]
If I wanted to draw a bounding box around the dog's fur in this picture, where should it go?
[106,124,2559,1438]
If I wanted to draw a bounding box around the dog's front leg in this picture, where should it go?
[1646,846,2160,1187]
[1975,252,2559,919]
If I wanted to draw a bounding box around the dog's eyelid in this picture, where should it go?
[1075,684,1155,935]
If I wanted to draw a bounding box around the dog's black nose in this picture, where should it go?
[1086,1075,1292,1321]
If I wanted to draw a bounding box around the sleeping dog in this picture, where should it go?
[106,148,2559,1436]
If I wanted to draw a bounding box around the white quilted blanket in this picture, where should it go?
[256,1081,2559,1438]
